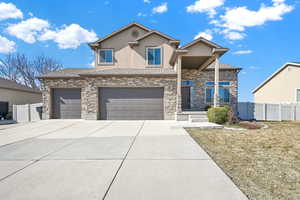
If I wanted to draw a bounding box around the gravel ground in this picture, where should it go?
[186,122,300,200]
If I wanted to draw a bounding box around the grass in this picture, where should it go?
[186,122,300,200]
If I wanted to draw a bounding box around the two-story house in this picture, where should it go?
[39,22,241,120]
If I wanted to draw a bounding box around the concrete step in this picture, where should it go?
[188,112,208,123]
[182,111,207,115]
[190,118,209,123]
[189,115,208,119]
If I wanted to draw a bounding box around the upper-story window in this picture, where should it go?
[147,47,162,66]
[99,49,113,64]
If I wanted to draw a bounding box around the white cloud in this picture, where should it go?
[233,50,253,55]
[6,17,50,43]
[221,0,293,31]
[186,0,225,17]
[144,0,150,3]
[137,12,147,17]
[0,2,23,21]
[223,31,246,40]
[39,24,97,49]
[194,29,213,40]
[152,2,168,14]
[0,36,16,54]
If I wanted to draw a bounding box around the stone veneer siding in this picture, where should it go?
[41,76,177,120]
[182,69,239,112]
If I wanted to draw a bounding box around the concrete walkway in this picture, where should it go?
[0,120,248,200]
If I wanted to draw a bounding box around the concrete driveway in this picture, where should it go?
[0,120,248,200]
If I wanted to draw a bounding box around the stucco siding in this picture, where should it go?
[95,26,175,68]
[254,66,300,103]
[0,88,42,112]
[184,42,212,56]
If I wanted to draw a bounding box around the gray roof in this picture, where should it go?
[38,68,92,78]
[39,62,240,79]
[38,68,177,78]
[0,77,41,93]
[206,62,241,70]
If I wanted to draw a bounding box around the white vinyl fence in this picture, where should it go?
[13,103,43,122]
[238,102,300,121]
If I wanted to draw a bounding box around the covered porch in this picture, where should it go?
[170,37,229,120]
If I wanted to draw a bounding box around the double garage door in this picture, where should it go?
[52,88,164,120]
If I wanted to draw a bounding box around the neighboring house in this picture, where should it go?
[39,22,241,120]
[0,77,42,116]
[253,62,300,103]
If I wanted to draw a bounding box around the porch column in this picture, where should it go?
[177,55,182,113]
[214,54,220,107]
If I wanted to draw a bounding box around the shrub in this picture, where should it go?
[207,106,230,124]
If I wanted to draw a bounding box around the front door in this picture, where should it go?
[181,87,191,110]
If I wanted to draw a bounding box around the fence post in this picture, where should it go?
[246,102,250,120]
[263,103,266,121]
[294,104,296,121]
[13,105,17,121]
[27,104,31,122]
[278,104,282,121]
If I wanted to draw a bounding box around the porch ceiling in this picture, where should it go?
[181,56,211,69]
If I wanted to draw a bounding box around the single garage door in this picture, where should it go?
[52,88,81,119]
[99,88,164,120]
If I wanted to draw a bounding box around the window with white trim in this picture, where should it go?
[147,47,162,66]
[99,49,113,64]
[205,81,231,103]
[205,88,230,103]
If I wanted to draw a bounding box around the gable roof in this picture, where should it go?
[89,22,152,47]
[89,22,180,48]
[180,37,223,50]
[0,77,41,93]
[135,30,179,42]
[252,62,300,94]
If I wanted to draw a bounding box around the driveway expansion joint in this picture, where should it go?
[0,121,114,182]
[102,120,145,200]
[0,122,78,149]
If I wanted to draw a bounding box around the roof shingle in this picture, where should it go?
[38,68,177,78]
[0,77,41,93]
[206,62,241,70]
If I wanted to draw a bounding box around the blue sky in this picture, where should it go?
[0,0,299,101]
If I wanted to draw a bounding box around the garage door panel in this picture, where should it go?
[100,88,164,120]
[52,89,81,119]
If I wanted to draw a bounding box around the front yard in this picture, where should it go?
[186,122,300,200]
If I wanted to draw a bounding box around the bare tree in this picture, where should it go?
[0,53,63,89]
[0,54,20,81]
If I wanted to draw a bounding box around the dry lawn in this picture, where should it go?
[186,122,300,200]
